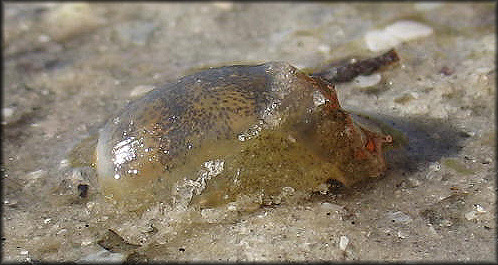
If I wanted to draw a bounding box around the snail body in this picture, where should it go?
[96,61,393,209]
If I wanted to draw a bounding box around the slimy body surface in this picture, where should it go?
[96,61,394,210]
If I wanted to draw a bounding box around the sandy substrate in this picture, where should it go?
[2,3,495,262]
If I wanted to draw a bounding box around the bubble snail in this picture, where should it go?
[95,49,400,209]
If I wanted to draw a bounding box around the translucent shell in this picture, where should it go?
[96,62,392,209]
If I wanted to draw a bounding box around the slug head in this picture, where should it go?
[301,102,394,186]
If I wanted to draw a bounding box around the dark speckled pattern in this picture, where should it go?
[96,62,318,198]
[95,61,391,205]
[111,65,270,162]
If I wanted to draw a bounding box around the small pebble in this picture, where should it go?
[339,235,349,251]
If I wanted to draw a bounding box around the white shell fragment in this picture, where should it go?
[353,73,382,88]
[365,20,434,52]
[339,235,349,251]
[365,30,399,53]
[465,204,487,221]
[385,21,434,42]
